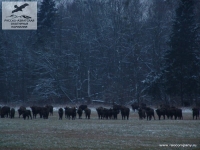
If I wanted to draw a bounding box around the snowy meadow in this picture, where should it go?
[0,108,199,150]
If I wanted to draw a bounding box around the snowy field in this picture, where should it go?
[0,108,199,150]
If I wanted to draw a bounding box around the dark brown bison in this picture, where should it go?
[46,105,53,116]
[166,107,183,120]
[145,107,155,120]
[23,110,32,120]
[175,108,183,120]
[138,108,146,119]
[79,105,87,111]
[18,106,26,118]
[102,108,110,119]
[156,108,166,120]
[37,107,45,118]
[77,108,83,119]
[112,108,120,119]
[65,107,76,120]
[96,107,104,119]
[120,106,130,120]
[113,104,122,111]
[84,108,91,119]
[30,106,40,119]
[1,106,10,118]
[42,107,49,119]
[10,108,15,119]
[131,102,139,112]
[192,108,199,120]
[64,106,70,118]
[58,108,63,120]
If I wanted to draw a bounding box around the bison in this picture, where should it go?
[113,104,122,111]
[175,108,183,120]
[65,107,76,120]
[145,107,155,120]
[96,107,104,119]
[166,107,182,120]
[192,108,199,120]
[120,106,130,120]
[30,106,40,119]
[156,108,166,120]
[84,108,91,119]
[23,110,32,120]
[42,107,49,119]
[79,105,87,111]
[112,108,120,120]
[131,102,139,112]
[10,108,15,119]
[102,108,110,119]
[165,107,181,120]
[138,108,146,120]
[1,106,10,118]
[18,106,26,118]
[77,108,83,119]
[46,105,53,116]
[58,108,64,120]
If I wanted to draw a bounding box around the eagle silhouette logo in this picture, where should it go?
[12,3,29,13]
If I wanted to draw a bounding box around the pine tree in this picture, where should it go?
[32,0,58,100]
[164,0,199,105]
[37,0,57,45]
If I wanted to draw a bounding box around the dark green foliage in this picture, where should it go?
[164,0,199,105]
[37,0,57,44]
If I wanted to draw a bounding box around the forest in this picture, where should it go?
[0,0,200,106]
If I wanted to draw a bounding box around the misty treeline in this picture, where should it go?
[0,0,200,106]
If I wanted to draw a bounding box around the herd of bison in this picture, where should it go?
[0,103,200,120]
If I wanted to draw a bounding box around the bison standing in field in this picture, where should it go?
[113,104,122,111]
[145,107,155,120]
[42,107,49,119]
[102,108,110,119]
[79,105,87,111]
[10,108,15,119]
[30,106,40,119]
[46,105,53,116]
[175,108,183,120]
[165,107,182,120]
[166,107,182,120]
[138,108,146,120]
[58,108,63,120]
[65,107,76,120]
[23,110,32,120]
[18,106,26,118]
[77,108,83,119]
[96,107,104,119]
[192,107,199,120]
[1,106,10,118]
[84,108,91,119]
[120,106,130,120]
[37,107,45,118]
[131,102,139,112]
[156,108,166,120]
[112,108,120,120]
